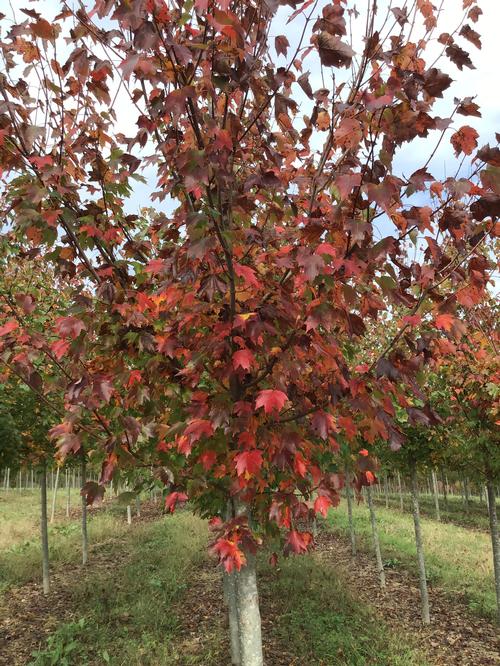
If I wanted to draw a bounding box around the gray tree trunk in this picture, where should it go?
[233,501,263,666]
[127,504,132,524]
[486,480,500,624]
[440,468,449,511]
[384,474,389,509]
[235,553,263,666]
[81,455,88,566]
[50,466,60,523]
[345,468,356,555]
[366,485,385,588]
[431,470,441,522]
[136,496,141,517]
[40,462,50,594]
[397,471,404,511]
[410,463,430,624]
[224,570,241,665]
[66,469,71,518]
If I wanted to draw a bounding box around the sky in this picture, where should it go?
[2,0,499,216]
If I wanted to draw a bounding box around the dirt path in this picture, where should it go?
[317,530,500,666]
[1,510,498,665]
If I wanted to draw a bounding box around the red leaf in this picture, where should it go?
[185,419,214,444]
[233,349,254,371]
[0,320,19,337]
[314,495,332,517]
[285,529,312,554]
[127,370,142,387]
[294,453,307,478]
[212,538,246,573]
[234,263,261,288]
[234,449,263,477]
[255,389,288,415]
[51,339,71,360]
[55,316,86,339]
[199,450,217,471]
[435,313,455,331]
[450,125,479,156]
[165,491,188,513]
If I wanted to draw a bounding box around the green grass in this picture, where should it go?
[2,490,430,665]
[260,551,428,665]
[327,499,496,619]
[372,491,495,531]
[0,490,132,593]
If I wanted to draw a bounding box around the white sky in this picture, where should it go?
[3,0,499,214]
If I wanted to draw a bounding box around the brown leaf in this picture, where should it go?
[422,68,452,98]
[450,125,478,156]
[317,32,354,68]
[445,44,475,70]
[275,35,290,57]
[459,24,481,49]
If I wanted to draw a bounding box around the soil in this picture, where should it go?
[1,506,499,666]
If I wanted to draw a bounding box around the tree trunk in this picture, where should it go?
[431,470,441,522]
[81,455,88,566]
[366,485,385,588]
[486,480,500,624]
[235,552,263,666]
[224,570,241,665]
[397,471,404,511]
[345,467,356,555]
[127,504,132,524]
[440,468,449,511]
[384,474,389,509]
[66,469,71,518]
[40,462,50,595]
[50,466,60,523]
[135,496,141,517]
[31,468,34,490]
[410,462,430,624]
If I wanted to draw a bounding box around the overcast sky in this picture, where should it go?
[4,0,499,214]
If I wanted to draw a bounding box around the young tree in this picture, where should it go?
[0,0,497,660]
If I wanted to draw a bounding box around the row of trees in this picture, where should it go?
[0,0,498,663]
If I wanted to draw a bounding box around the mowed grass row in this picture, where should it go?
[1,491,427,665]
[370,491,496,531]
[326,499,496,619]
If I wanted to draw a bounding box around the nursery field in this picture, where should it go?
[1,489,498,666]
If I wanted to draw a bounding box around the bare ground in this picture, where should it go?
[1,508,498,665]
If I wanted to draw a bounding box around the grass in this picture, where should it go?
[2,490,429,665]
[372,491,495,531]
[0,490,133,593]
[260,551,428,666]
[327,499,496,619]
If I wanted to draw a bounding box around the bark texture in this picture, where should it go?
[410,463,430,624]
[224,570,241,665]
[366,485,385,588]
[235,553,263,666]
[486,480,500,624]
[431,470,441,522]
[40,462,50,595]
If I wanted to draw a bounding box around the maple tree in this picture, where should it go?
[0,0,498,661]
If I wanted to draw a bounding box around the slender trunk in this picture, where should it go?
[486,480,500,624]
[431,470,441,522]
[31,468,34,490]
[66,469,71,518]
[135,496,141,517]
[410,462,430,624]
[397,471,404,511]
[366,485,385,588]
[235,553,263,666]
[6,467,10,491]
[127,505,132,525]
[81,455,88,566]
[384,474,389,509]
[224,571,242,665]
[233,501,263,666]
[50,466,60,523]
[345,467,356,555]
[440,468,449,511]
[40,462,50,595]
